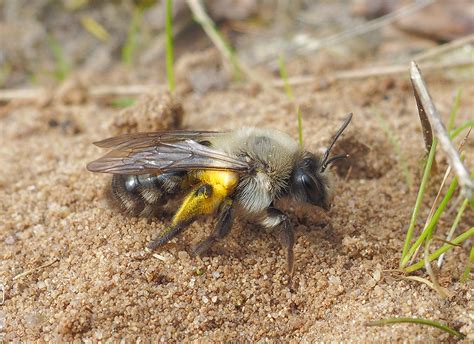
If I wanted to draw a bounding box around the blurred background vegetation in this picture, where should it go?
[1,0,472,91]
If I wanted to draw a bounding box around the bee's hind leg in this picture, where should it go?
[192,198,234,256]
[147,183,223,251]
[260,208,295,276]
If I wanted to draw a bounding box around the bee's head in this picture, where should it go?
[290,114,352,210]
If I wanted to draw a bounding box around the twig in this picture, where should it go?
[0,88,47,101]
[186,0,277,95]
[264,0,435,64]
[270,59,473,88]
[267,2,472,69]
[88,85,163,97]
[414,33,474,61]
[336,60,473,82]
[0,85,163,102]
[1,59,471,103]
[186,0,241,77]
[410,61,474,200]
[254,0,435,67]
[432,238,462,247]
[13,258,59,281]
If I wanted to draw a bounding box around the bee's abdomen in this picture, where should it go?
[109,173,184,217]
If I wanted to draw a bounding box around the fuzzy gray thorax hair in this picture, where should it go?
[212,128,302,214]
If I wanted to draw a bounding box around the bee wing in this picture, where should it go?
[93,130,223,150]
[87,139,251,175]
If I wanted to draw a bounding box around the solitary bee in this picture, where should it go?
[87,114,352,274]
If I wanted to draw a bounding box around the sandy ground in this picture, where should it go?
[1,0,473,341]
[1,66,473,341]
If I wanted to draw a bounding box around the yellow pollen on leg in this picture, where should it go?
[170,170,239,227]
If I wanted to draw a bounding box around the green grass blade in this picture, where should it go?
[297,106,303,147]
[46,34,70,81]
[447,89,462,131]
[375,112,413,189]
[461,246,473,283]
[278,54,294,101]
[400,139,438,266]
[111,97,136,108]
[277,53,303,147]
[80,16,110,42]
[450,120,474,140]
[278,54,303,147]
[0,63,12,87]
[367,317,465,338]
[122,7,143,65]
[187,0,241,79]
[165,0,175,92]
[401,91,465,266]
[437,198,469,267]
[401,176,458,268]
[405,227,474,273]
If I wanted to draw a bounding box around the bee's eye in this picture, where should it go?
[295,171,326,207]
[300,174,317,193]
[301,174,310,185]
[303,157,317,170]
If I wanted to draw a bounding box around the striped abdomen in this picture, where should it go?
[109,172,185,217]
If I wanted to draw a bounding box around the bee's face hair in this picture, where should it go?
[289,114,352,209]
[289,153,332,210]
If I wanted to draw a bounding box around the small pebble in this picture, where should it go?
[4,235,15,245]
[373,269,381,282]
[188,279,195,288]
[177,251,189,260]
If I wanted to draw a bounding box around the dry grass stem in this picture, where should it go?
[410,61,474,199]
[186,0,278,95]
[423,240,451,298]
[266,0,434,63]
[0,85,163,102]
[270,60,473,88]
[414,33,474,61]
[152,253,168,262]
[403,276,453,298]
[13,258,59,281]
[408,165,452,265]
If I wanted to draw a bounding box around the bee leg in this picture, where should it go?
[192,198,234,256]
[148,183,222,250]
[260,208,295,276]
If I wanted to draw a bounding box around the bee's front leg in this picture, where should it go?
[259,208,295,276]
[192,198,234,256]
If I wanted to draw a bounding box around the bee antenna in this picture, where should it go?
[321,154,349,172]
[321,113,353,171]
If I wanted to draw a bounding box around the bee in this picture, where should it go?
[87,113,352,275]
